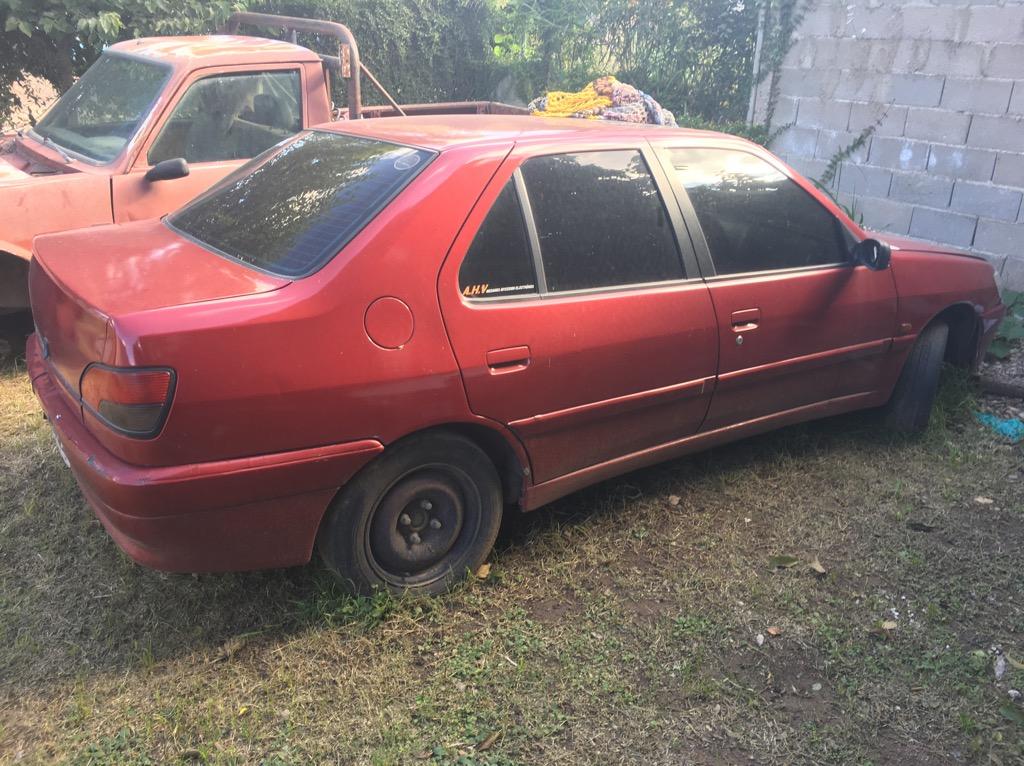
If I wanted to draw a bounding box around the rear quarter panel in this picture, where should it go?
[94,142,514,468]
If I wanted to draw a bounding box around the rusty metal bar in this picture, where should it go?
[222,11,362,119]
[359,63,405,117]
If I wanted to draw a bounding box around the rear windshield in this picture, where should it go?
[167,131,436,277]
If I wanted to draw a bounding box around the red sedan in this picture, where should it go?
[27,116,1005,595]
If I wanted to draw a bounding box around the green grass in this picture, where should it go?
[1,358,1021,764]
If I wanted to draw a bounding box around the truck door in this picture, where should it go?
[438,144,719,485]
[112,66,305,222]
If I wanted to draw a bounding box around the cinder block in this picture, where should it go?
[974,219,1024,254]
[923,42,985,78]
[890,172,954,207]
[1010,83,1024,116]
[904,108,972,144]
[869,137,930,172]
[1001,255,1024,291]
[904,5,967,42]
[799,3,845,38]
[772,96,800,126]
[985,45,1024,79]
[815,129,870,164]
[993,153,1024,187]
[863,40,899,73]
[967,115,1024,152]
[772,126,819,159]
[838,164,893,197]
[909,207,978,248]
[859,196,915,235]
[888,74,946,107]
[834,71,890,102]
[796,98,853,130]
[966,5,1024,44]
[941,78,1013,115]
[845,5,904,40]
[928,145,997,183]
[777,67,841,99]
[951,181,1023,222]
[849,102,907,137]
[892,39,932,74]
[784,37,816,70]
[786,157,830,185]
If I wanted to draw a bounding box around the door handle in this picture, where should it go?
[730,308,761,332]
[486,345,531,374]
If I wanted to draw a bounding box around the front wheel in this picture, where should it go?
[883,321,949,434]
[317,432,503,596]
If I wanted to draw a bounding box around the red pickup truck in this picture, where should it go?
[0,12,521,315]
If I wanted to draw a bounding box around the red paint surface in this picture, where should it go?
[28,116,1005,573]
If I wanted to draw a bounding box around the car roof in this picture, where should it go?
[317,114,738,152]
[108,35,320,69]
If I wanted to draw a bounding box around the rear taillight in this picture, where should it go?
[80,365,175,438]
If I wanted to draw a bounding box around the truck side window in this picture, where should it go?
[148,70,302,165]
[458,180,538,299]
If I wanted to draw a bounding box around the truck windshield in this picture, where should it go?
[32,53,169,164]
[167,131,436,277]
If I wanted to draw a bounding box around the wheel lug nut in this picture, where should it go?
[429,518,442,530]
[399,514,411,526]
[421,500,433,511]
[409,532,421,545]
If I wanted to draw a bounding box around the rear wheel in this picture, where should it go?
[317,432,503,596]
[884,321,949,434]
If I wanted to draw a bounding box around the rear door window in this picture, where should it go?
[669,148,850,275]
[458,180,538,298]
[519,150,684,292]
[168,131,435,277]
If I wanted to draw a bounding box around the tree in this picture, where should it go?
[0,1,241,126]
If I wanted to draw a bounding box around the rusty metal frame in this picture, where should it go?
[221,11,372,118]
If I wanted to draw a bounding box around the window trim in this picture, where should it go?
[652,144,860,281]
[461,145,701,305]
[144,66,305,168]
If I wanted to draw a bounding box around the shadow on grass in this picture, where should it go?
[0,364,982,692]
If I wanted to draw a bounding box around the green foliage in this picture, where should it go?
[253,0,503,106]
[989,289,1024,360]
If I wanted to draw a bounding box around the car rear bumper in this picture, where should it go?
[27,334,384,573]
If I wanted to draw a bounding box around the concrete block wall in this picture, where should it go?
[758,0,1024,289]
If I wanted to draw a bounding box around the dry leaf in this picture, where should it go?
[975,496,994,505]
[475,563,491,579]
[1006,654,1024,671]
[477,731,500,751]
[881,620,898,631]
[766,626,782,637]
[668,495,681,506]
[213,635,247,663]
[809,557,826,575]
[768,555,800,569]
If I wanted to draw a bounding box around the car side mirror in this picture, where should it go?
[852,238,891,271]
[145,158,189,183]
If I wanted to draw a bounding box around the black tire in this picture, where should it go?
[884,321,949,434]
[317,432,503,596]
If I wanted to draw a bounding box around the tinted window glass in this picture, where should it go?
[149,70,302,164]
[670,148,848,275]
[169,131,435,277]
[33,54,169,163]
[521,150,683,292]
[459,180,538,298]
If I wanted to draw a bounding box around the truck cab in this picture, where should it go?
[0,33,335,313]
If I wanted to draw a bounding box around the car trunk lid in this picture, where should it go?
[30,219,288,408]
